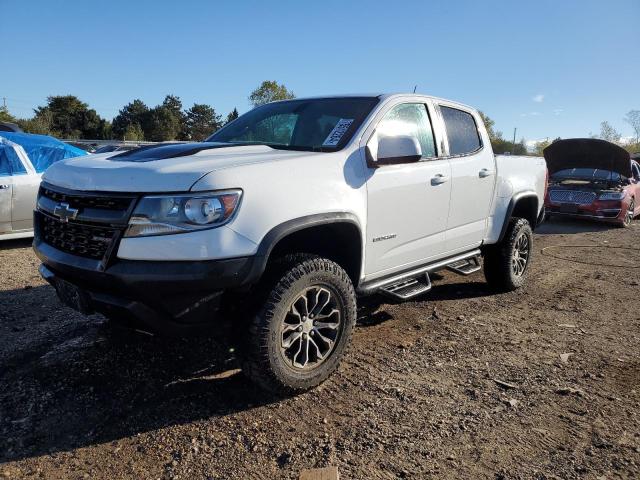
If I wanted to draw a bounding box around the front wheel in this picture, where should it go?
[483,218,533,291]
[239,255,357,394]
[619,198,635,228]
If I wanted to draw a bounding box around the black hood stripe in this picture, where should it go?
[108,142,243,162]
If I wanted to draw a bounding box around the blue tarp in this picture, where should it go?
[0,132,87,173]
[0,137,28,175]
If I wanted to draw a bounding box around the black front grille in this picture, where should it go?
[40,186,134,211]
[39,213,119,259]
[37,184,136,262]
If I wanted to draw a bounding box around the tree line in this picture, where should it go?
[0,80,294,142]
[479,111,640,156]
[2,82,638,155]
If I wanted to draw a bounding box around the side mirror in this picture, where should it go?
[368,135,422,167]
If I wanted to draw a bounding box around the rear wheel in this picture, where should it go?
[239,255,357,394]
[483,218,533,291]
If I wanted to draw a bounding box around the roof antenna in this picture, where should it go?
[413,85,417,93]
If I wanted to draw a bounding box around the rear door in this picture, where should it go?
[436,104,496,252]
[364,100,452,277]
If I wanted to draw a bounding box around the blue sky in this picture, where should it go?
[1,0,638,143]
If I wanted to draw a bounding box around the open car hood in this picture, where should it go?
[543,138,631,178]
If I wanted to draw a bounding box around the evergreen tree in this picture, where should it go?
[112,100,150,140]
[225,108,239,124]
[184,104,222,141]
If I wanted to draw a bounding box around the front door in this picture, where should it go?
[437,104,496,252]
[0,178,11,234]
[364,102,452,278]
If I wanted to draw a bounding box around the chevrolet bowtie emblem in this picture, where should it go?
[53,202,79,223]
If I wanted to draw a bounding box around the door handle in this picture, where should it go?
[431,174,449,185]
[479,168,494,178]
[0,185,9,190]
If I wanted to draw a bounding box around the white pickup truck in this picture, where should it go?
[34,94,547,393]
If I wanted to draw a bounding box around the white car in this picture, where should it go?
[0,140,41,240]
[34,94,547,393]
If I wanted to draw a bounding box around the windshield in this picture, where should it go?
[206,97,379,151]
[551,168,626,182]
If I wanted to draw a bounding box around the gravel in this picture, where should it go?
[1,219,639,479]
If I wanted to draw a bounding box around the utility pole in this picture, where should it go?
[2,97,6,110]
[512,127,517,146]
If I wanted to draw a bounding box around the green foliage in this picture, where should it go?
[249,81,295,107]
[0,106,17,123]
[478,110,500,141]
[624,110,640,144]
[33,95,108,139]
[225,108,239,124]
[123,123,145,141]
[145,106,180,141]
[478,111,527,155]
[492,137,528,155]
[184,103,222,141]
[598,121,621,143]
[112,100,149,140]
[16,116,52,135]
[623,142,640,155]
[145,95,186,141]
[534,137,560,157]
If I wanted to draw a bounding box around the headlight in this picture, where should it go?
[125,190,242,237]
[598,192,626,201]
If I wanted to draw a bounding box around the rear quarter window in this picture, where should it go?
[440,106,481,156]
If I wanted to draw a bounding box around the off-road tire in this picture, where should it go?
[483,217,533,292]
[239,254,357,394]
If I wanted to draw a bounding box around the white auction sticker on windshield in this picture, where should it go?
[322,119,354,146]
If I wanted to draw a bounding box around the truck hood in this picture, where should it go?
[43,143,321,192]
[543,138,631,178]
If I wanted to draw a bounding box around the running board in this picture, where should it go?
[358,249,482,296]
[446,256,481,275]
[380,274,432,300]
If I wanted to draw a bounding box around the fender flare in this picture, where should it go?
[498,191,539,242]
[244,212,363,285]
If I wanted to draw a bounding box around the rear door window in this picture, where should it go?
[0,147,27,176]
[440,106,482,156]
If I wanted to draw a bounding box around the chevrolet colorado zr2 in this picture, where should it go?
[34,94,547,393]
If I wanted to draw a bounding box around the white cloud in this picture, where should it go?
[521,111,542,117]
[553,108,563,116]
[532,94,545,103]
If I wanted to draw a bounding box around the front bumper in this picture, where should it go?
[35,238,258,335]
[545,199,625,224]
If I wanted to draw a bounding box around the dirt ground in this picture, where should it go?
[1,219,639,479]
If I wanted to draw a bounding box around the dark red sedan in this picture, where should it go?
[544,139,640,227]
